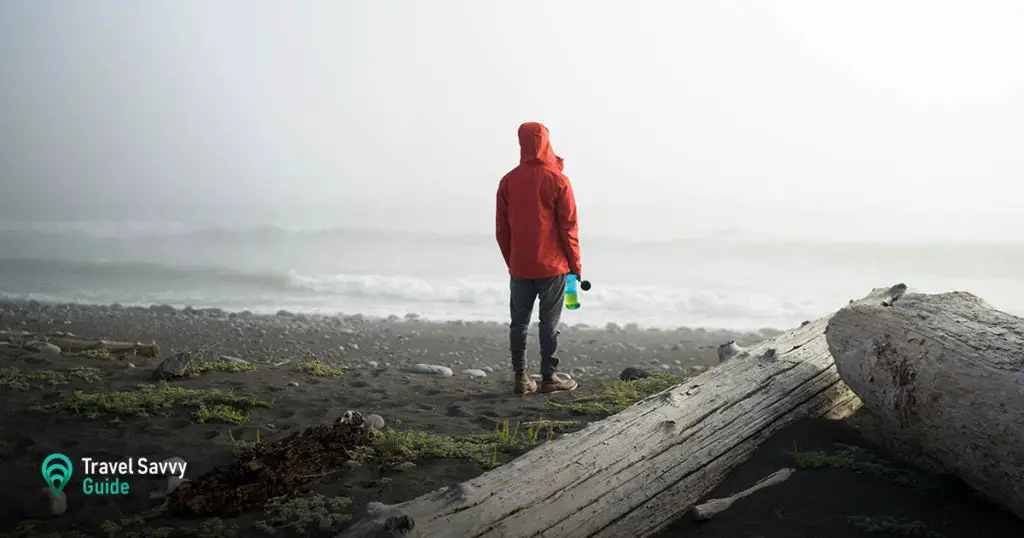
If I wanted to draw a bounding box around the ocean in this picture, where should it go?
[1,220,1022,330]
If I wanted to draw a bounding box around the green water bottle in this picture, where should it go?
[565,274,590,310]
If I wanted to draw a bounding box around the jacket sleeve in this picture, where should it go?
[555,175,582,276]
[496,178,511,267]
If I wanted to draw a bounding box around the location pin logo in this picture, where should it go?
[41,453,73,495]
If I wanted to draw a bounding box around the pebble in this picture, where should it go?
[287,381,300,387]
[405,364,454,376]
[620,367,650,381]
[365,414,386,429]
[147,456,188,499]
[23,487,66,518]
[462,369,487,379]
[367,361,379,368]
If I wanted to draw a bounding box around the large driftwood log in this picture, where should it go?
[826,289,1024,519]
[337,286,906,538]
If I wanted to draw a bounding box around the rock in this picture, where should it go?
[482,366,494,373]
[405,364,454,376]
[287,381,300,387]
[462,369,487,379]
[23,341,61,354]
[23,487,67,518]
[367,361,379,369]
[149,456,188,499]
[152,351,194,381]
[619,367,650,381]
[365,414,386,430]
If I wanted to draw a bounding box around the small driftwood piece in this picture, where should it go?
[0,331,160,358]
[691,468,794,521]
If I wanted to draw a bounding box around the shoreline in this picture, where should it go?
[0,297,790,337]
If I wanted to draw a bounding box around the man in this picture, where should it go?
[495,122,582,395]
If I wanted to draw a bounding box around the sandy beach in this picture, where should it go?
[0,300,1020,538]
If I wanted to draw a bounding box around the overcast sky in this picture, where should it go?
[1,1,1021,241]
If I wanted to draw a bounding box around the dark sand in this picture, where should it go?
[0,301,1019,537]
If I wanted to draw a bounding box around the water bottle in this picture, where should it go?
[566,275,591,310]
[565,275,581,310]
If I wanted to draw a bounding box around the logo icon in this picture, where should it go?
[41,453,73,495]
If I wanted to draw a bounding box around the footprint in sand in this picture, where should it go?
[446,403,473,417]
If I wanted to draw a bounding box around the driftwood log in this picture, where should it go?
[336,286,909,538]
[0,330,160,358]
[826,289,1024,519]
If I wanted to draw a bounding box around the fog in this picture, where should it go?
[2,1,1022,242]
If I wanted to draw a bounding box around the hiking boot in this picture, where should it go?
[539,375,578,394]
[513,372,537,395]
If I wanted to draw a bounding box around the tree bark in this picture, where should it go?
[337,286,906,538]
[826,289,1024,519]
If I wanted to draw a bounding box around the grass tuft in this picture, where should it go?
[847,515,943,537]
[186,359,256,375]
[253,495,353,535]
[790,443,943,491]
[0,366,102,391]
[295,359,344,377]
[31,382,271,424]
[548,372,687,415]
[349,418,576,471]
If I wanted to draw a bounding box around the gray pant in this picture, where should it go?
[509,274,566,376]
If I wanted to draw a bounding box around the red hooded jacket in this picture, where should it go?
[496,122,582,279]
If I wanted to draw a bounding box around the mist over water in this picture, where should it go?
[2,3,1022,330]
[2,217,1021,331]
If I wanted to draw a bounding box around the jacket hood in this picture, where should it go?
[518,122,564,171]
